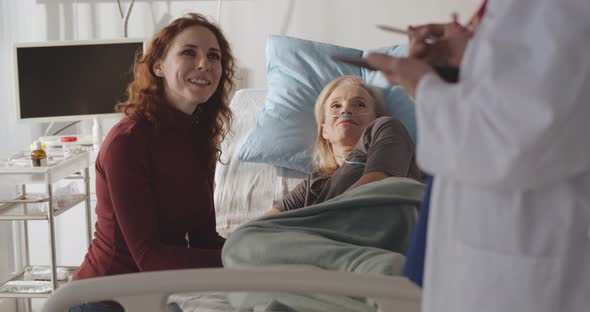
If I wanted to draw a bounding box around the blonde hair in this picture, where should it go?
[313,76,386,174]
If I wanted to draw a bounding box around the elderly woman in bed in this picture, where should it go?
[265,75,422,215]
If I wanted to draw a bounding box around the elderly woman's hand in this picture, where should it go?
[366,54,434,98]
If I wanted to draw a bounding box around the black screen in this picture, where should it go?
[16,42,142,119]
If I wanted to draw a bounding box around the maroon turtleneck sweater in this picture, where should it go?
[74,106,225,280]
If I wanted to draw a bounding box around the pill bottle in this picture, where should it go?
[61,136,79,158]
[31,141,47,167]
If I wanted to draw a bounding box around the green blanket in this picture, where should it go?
[222,177,424,312]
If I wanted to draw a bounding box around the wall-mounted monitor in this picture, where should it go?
[14,38,144,122]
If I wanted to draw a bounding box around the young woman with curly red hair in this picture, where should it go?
[70,13,235,312]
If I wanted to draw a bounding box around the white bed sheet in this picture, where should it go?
[170,292,234,312]
[213,89,305,238]
[173,89,306,311]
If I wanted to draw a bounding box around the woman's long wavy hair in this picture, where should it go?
[313,76,386,175]
[116,13,235,170]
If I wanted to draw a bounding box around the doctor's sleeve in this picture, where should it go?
[414,0,590,190]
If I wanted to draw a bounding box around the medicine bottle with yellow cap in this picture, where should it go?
[31,141,47,167]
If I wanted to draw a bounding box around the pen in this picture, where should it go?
[377,12,465,43]
[376,24,438,44]
[331,55,460,83]
[376,24,412,36]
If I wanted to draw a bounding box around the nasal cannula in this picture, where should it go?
[331,112,371,118]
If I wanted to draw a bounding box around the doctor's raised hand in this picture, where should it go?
[367,20,473,97]
[408,22,472,66]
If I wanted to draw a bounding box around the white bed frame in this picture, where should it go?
[41,89,422,312]
[42,268,421,312]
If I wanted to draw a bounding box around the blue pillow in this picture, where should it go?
[238,35,416,174]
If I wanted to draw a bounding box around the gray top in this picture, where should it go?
[276,116,422,211]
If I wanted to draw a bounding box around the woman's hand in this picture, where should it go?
[346,172,389,192]
[409,23,473,67]
[366,54,434,98]
[261,207,281,218]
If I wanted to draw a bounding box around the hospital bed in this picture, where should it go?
[41,89,422,312]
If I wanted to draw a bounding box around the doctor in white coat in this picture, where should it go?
[368,0,590,311]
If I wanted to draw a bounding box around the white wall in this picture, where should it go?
[119,0,480,88]
[0,1,43,157]
[222,0,480,88]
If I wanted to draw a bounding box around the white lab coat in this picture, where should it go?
[414,0,590,311]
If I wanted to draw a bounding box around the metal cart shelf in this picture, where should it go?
[0,152,92,301]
